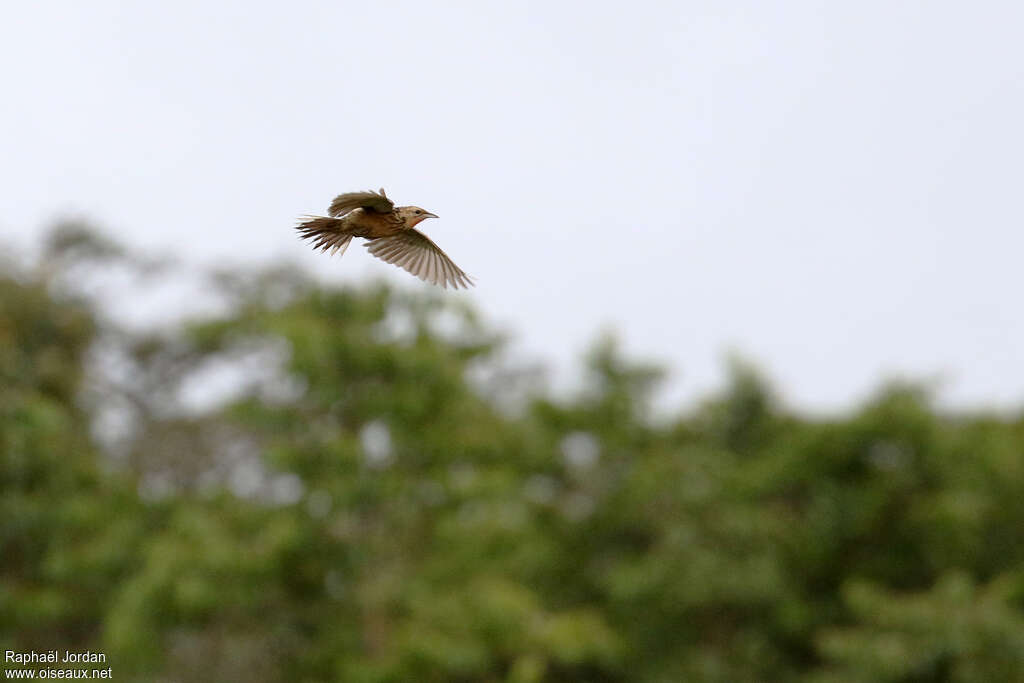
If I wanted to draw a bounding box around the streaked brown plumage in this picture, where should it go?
[295,188,473,290]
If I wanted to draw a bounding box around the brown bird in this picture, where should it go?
[295,188,473,289]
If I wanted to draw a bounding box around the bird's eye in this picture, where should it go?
[415,210,422,214]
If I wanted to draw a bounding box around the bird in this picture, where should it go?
[295,188,473,289]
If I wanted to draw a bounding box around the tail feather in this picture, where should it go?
[296,216,353,257]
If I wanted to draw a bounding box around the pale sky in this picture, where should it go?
[3,1,1023,412]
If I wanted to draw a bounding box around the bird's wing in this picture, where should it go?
[365,229,474,289]
[328,188,394,217]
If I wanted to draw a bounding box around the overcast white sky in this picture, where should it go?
[3,1,1022,412]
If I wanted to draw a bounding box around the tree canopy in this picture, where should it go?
[4,224,1024,682]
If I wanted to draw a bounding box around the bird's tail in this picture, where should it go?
[295,215,353,257]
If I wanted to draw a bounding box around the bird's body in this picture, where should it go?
[296,188,473,290]
[340,208,403,238]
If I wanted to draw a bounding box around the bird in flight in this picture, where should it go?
[296,188,473,289]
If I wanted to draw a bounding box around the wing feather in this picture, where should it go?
[327,188,394,217]
[431,251,442,285]
[365,229,474,290]
[397,249,417,268]
[410,248,427,276]
[426,250,437,284]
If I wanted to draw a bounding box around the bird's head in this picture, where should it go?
[397,206,438,228]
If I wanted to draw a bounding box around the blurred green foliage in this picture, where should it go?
[4,225,1024,682]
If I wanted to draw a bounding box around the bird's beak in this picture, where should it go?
[424,212,438,219]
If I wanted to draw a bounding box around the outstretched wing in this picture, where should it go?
[328,188,394,217]
[365,229,474,290]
